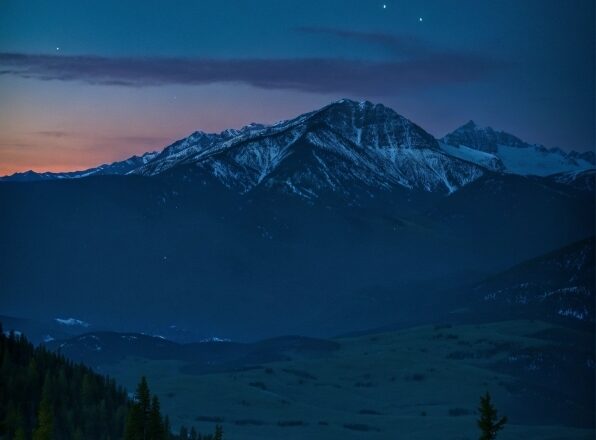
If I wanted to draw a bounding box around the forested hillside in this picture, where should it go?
[0,324,220,440]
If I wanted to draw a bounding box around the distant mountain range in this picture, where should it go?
[2,151,158,182]
[43,331,339,373]
[2,100,593,191]
[0,100,593,339]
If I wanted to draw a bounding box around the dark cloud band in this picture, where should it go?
[0,49,501,95]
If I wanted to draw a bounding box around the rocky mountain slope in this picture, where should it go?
[441,121,594,176]
[456,237,595,326]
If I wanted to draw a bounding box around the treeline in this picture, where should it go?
[0,324,221,440]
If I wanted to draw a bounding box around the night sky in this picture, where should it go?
[0,0,593,176]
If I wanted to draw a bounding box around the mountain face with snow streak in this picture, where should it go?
[2,100,593,190]
[1,100,486,195]
[464,237,595,326]
[549,169,596,192]
[133,100,483,196]
[441,121,594,176]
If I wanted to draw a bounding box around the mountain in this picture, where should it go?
[549,169,596,192]
[3,101,593,188]
[440,120,594,176]
[130,99,484,196]
[0,314,97,344]
[46,331,339,373]
[0,151,158,182]
[1,167,592,340]
[0,100,594,340]
[455,237,595,326]
[1,100,487,195]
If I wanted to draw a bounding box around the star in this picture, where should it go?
[419,17,423,22]
[382,4,387,9]
[56,47,60,51]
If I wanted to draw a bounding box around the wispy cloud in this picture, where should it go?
[295,26,434,57]
[29,130,169,147]
[0,31,503,95]
[34,130,70,138]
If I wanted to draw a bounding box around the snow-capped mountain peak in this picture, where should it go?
[127,99,482,196]
[2,99,592,193]
[440,121,594,176]
[443,120,528,153]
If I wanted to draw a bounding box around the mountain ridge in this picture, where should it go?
[3,99,593,190]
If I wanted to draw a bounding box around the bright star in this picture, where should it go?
[56,47,60,51]
[419,17,423,22]
[382,4,387,9]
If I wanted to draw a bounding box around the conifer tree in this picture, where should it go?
[14,427,27,440]
[149,395,165,440]
[214,424,223,440]
[163,415,172,440]
[478,392,507,440]
[179,425,188,439]
[32,395,53,440]
[123,376,172,440]
[137,376,151,423]
[125,404,144,440]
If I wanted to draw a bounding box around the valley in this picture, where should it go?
[78,321,594,440]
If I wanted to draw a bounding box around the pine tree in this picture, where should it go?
[477,392,507,440]
[14,427,27,440]
[137,376,151,423]
[125,404,144,440]
[189,426,198,440]
[179,425,188,439]
[214,424,223,440]
[32,396,53,440]
[163,415,172,440]
[149,395,165,440]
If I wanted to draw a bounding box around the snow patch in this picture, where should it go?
[55,317,90,327]
[200,337,232,343]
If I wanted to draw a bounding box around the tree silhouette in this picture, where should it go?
[32,396,53,440]
[149,395,165,440]
[214,424,223,440]
[179,425,188,439]
[478,392,507,440]
[125,376,170,440]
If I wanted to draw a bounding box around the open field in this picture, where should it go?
[100,320,594,440]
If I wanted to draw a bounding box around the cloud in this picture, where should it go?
[0,33,502,96]
[295,26,433,57]
[35,130,70,138]
[31,130,169,146]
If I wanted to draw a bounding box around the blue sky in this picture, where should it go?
[0,0,593,174]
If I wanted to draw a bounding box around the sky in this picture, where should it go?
[0,0,594,176]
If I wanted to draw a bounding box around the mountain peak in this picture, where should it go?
[0,99,484,194]
[331,98,372,107]
[443,121,528,153]
[440,120,595,176]
[461,120,478,130]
